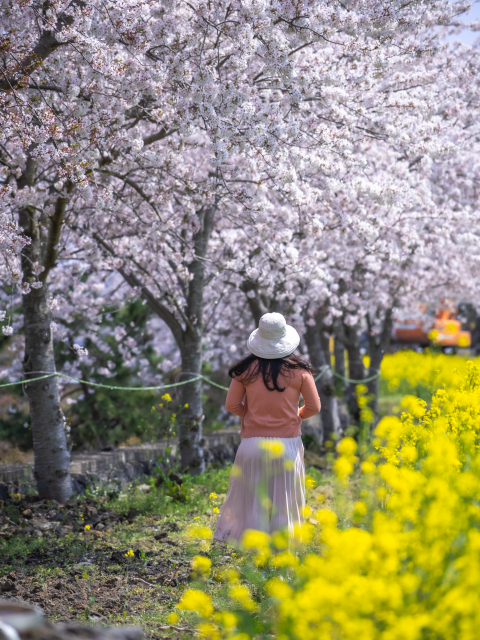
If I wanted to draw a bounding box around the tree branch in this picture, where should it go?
[143,128,177,146]
[91,232,185,347]
[240,280,268,326]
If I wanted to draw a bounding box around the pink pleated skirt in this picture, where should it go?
[214,436,305,544]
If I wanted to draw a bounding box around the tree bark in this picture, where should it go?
[18,156,72,502]
[320,331,331,367]
[342,324,365,422]
[240,281,268,326]
[178,336,205,474]
[334,335,346,397]
[175,204,216,474]
[366,309,394,422]
[304,322,340,443]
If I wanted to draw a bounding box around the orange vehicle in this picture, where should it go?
[393,307,471,349]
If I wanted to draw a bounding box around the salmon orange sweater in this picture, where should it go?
[225,367,321,438]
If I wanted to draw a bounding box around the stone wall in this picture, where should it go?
[0,430,241,499]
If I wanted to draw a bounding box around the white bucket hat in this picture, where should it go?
[247,312,300,359]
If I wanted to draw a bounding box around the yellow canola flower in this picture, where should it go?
[231,464,242,477]
[186,524,213,541]
[229,585,257,611]
[214,568,240,584]
[196,622,221,640]
[215,611,238,629]
[361,460,376,474]
[167,612,178,624]
[315,508,338,527]
[177,589,213,618]
[357,395,368,408]
[192,555,212,575]
[334,455,354,479]
[401,394,427,419]
[254,551,269,567]
[184,403,189,408]
[337,436,357,456]
[84,525,91,531]
[334,437,359,482]
[303,504,312,517]
[353,500,368,518]
[272,530,288,550]
[266,577,293,599]
[258,439,285,457]
[214,611,237,629]
[271,551,298,568]
[293,522,313,544]
[241,529,271,551]
[209,492,218,499]
[161,393,172,402]
[380,350,476,395]
[185,358,480,640]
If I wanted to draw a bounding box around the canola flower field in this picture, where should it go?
[379,349,480,400]
[174,351,480,640]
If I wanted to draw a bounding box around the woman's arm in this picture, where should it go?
[225,377,246,417]
[299,373,321,419]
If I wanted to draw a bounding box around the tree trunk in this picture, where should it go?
[367,309,394,422]
[304,323,340,443]
[343,324,364,422]
[175,204,215,473]
[18,156,72,502]
[334,336,346,397]
[22,285,72,501]
[110,203,216,474]
[320,332,331,367]
[178,336,205,475]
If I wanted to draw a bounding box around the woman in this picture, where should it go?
[214,312,321,543]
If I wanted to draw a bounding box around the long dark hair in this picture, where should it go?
[228,353,315,392]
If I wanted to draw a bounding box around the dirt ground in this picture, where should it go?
[0,469,248,639]
[0,455,329,639]
[0,493,222,639]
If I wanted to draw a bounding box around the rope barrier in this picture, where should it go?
[0,372,205,391]
[0,366,379,391]
[314,365,380,384]
[334,369,381,384]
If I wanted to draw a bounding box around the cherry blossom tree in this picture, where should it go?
[206,29,480,431]
[0,0,477,493]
